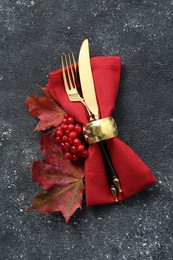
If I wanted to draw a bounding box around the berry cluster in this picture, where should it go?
[55,114,88,162]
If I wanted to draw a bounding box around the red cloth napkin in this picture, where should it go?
[48,56,157,206]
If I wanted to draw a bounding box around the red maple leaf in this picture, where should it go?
[25,87,65,131]
[28,130,84,223]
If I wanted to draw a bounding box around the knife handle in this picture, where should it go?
[98,141,122,194]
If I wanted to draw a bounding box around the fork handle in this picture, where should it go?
[98,141,120,189]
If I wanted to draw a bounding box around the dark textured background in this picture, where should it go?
[0,0,173,259]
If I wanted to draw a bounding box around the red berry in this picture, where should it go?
[78,144,85,152]
[68,117,74,124]
[62,135,68,142]
[57,126,61,131]
[68,137,73,144]
[64,152,72,160]
[72,154,79,162]
[69,131,77,139]
[55,136,62,143]
[64,113,69,119]
[64,142,70,150]
[61,123,68,130]
[65,130,70,136]
[71,146,77,153]
[75,124,82,133]
[68,124,75,131]
[56,129,64,137]
[60,143,65,150]
[62,118,68,124]
[73,138,81,147]
[81,150,88,158]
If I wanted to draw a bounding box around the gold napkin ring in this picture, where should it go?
[83,117,118,144]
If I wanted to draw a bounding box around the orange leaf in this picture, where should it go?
[25,87,65,131]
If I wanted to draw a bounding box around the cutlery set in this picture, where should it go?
[61,39,122,201]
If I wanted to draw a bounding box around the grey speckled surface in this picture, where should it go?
[0,0,173,259]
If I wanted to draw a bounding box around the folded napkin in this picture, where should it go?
[48,56,157,206]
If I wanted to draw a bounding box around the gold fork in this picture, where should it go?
[61,53,94,121]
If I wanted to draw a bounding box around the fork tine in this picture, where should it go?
[61,55,69,92]
[64,54,73,90]
[68,53,78,90]
[72,52,77,73]
[71,52,81,89]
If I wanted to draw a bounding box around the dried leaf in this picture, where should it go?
[25,87,65,131]
[28,130,84,223]
[28,182,84,224]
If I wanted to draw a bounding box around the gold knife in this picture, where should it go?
[78,39,122,201]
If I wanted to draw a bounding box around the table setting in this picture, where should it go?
[1,1,172,259]
[26,39,157,223]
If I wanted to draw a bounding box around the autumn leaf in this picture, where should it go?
[28,130,85,223]
[25,87,65,131]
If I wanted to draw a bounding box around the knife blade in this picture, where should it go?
[78,39,122,201]
[78,39,99,120]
